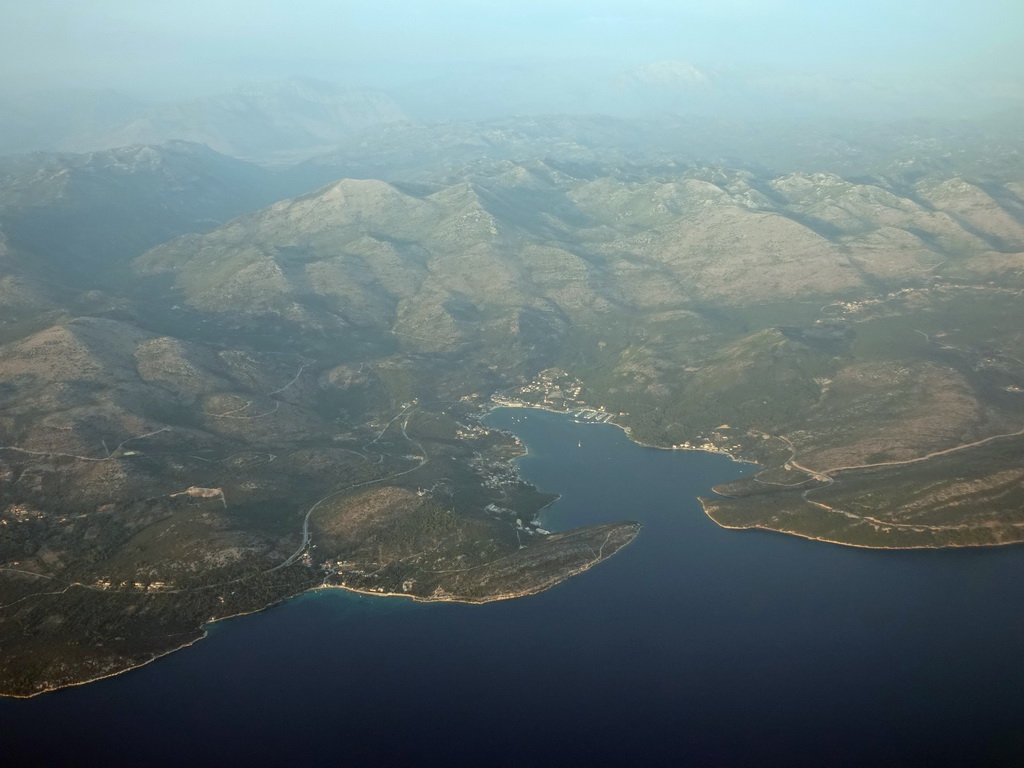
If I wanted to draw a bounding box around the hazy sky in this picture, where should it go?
[2,0,1022,95]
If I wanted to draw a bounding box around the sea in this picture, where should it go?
[2,407,1023,767]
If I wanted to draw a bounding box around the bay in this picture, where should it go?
[2,407,1023,766]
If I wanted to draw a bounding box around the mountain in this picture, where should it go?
[620,60,713,90]
[293,111,1024,190]
[130,161,1024,546]
[95,79,407,160]
[6,70,1022,165]
[135,163,1021,327]
[0,89,144,156]
[381,59,1024,124]
[0,141,305,292]
[0,79,408,160]
[0,140,317,359]
[1,136,1023,695]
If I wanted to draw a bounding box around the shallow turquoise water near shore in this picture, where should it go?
[3,408,1024,766]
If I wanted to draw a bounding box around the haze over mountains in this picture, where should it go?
[3,61,1023,160]
[0,78,408,158]
[0,24,1023,698]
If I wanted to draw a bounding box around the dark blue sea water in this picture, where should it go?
[3,408,1024,767]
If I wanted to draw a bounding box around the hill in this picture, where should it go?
[1,146,1022,695]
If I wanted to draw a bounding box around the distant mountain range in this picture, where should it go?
[3,66,1022,162]
[0,78,407,159]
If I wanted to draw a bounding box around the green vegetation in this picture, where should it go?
[1,143,1023,695]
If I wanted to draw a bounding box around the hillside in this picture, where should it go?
[0,148,1022,695]
[129,161,1024,549]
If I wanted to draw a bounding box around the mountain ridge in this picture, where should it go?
[0,139,1022,696]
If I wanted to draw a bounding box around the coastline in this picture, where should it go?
[320,534,642,605]
[1,629,209,700]
[700,498,1024,551]
[1,400,636,699]
[2,416,643,701]
[13,398,1013,700]
[29,393,1002,698]
[0,587,315,700]
[1,520,643,700]
[488,398,1024,553]
[483,398,757,466]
